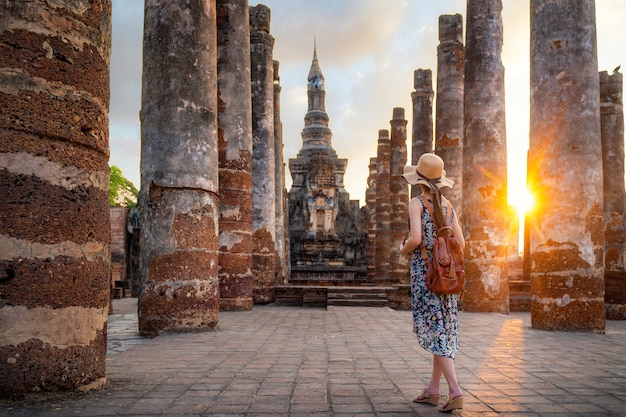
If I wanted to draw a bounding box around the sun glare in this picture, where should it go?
[510,187,535,217]
[509,187,535,256]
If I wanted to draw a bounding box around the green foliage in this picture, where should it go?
[109,165,139,208]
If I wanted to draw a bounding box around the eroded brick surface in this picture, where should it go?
[0,170,109,244]
[0,329,107,397]
[0,257,109,309]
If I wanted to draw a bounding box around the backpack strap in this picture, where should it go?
[418,197,433,262]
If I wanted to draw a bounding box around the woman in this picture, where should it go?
[399,153,464,413]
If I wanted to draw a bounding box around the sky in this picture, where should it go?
[109,0,626,212]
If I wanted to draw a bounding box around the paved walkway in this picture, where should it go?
[2,298,626,416]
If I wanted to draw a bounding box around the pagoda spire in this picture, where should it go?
[302,38,331,146]
[307,36,324,91]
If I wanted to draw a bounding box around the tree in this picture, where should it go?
[109,165,139,208]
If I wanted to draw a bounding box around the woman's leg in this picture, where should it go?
[435,355,463,402]
[415,355,442,401]
[427,355,443,393]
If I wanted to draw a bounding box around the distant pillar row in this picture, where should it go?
[250,4,277,303]
[0,0,112,396]
[435,14,464,216]
[139,0,220,336]
[600,69,626,319]
[374,130,391,283]
[410,69,434,198]
[462,0,509,313]
[217,0,254,311]
[389,108,409,284]
[528,0,605,332]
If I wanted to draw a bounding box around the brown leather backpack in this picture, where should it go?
[420,198,465,295]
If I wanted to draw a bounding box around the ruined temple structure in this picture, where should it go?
[4,0,626,402]
[286,44,366,284]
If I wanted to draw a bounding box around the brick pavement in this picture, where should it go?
[1,298,625,416]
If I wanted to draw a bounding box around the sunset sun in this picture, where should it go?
[510,187,535,217]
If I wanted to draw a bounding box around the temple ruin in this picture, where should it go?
[1,0,625,398]
[286,44,366,282]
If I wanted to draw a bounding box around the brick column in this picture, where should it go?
[374,130,391,283]
[366,157,377,282]
[250,5,276,303]
[600,69,626,319]
[139,0,220,336]
[0,0,111,395]
[274,60,287,284]
[462,0,509,313]
[217,0,254,311]
[529,0,604,331]
[389,108,409,284]
[411,69,434,198]
[435,14,464,216]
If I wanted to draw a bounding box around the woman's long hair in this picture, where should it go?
[419,184,448,229]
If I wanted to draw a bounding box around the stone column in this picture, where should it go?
[0,0,111,396]
[375,130,391,283]
[139,0,220,337]
[411,69,434,198]
[217,0,253,311]
[366,157,378,282]
[250,4,276,303]
[528,0,604,331]
[389,108,409,284]
[274,60,287,284]
[435,14,464,215]
[600,69,626,319]
[462,0,509,313]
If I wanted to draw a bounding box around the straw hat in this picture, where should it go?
[402,153,454,189]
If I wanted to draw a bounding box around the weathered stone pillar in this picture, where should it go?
[435,14,464,215]
[0,0,111,396]
[389,108,409,284]
[139,0,219,337]
[411,69,434,198]
[274,60,287,284]
[217,0,254,311]
[462,0,509,313]
[375,129,391,283]
[600,69,626,320]
[366,157,378,281]
[528,0,605,331]
[250,4,276,303]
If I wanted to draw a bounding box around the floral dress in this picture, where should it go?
[410,197,459,359]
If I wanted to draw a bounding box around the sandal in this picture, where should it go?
[413,389,440,406]
[438,395,463,412]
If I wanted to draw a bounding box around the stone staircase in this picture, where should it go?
[508,257,530,312]
[326,286,390,307]
[276,257,530,311]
